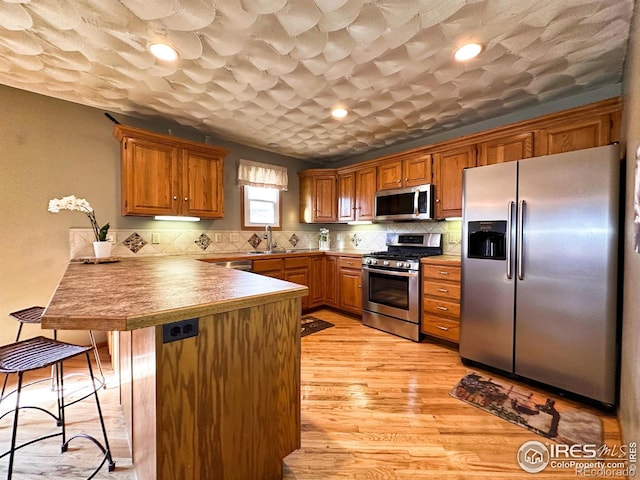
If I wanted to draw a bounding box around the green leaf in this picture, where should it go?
[98,223,110,242]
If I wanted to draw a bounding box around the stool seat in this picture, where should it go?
[0,337,115,478]
[0,337,90,374]
[8,306,45,325]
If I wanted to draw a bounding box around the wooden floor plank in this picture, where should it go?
[0,308,623,479]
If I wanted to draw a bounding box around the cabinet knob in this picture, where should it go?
[173,196,178,200]
[435,198,440,203]
[404,177,408,181]
[184,197,189,201]
[397,179,401,183]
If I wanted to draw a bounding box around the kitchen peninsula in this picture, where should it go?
[42,257,307,480]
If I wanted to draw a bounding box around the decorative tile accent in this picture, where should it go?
[195,233,212,251]
[288,233,299,247]
[248,233,262,249]
[351,233,362,247]
[124,232,146,253]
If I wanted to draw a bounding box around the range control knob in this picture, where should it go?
[383,260,390,266]
[397,261,405,268]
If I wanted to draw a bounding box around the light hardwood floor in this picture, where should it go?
[0,309,623,479]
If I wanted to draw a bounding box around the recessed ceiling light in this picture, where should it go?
[454,43,483,61]
[332,107,348,119]
[149,42,179,62]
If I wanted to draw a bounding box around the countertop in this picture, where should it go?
[198,249,364,262]
[42,256,308,332]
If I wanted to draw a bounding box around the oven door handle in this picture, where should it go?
[362,266,419,278]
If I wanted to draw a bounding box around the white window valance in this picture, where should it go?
[237,159,288,191]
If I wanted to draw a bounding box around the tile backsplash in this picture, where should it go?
[69,221,462,259]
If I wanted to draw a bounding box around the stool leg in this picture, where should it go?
[6,372,24,479]
[85,352,115,472]
[88,331,106,388]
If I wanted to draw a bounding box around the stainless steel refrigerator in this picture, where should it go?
[459,144,620,407]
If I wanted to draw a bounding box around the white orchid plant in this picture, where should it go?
[319,228,329,241]
[48,195,110,242]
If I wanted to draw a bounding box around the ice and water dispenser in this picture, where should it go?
[467,221,507,260]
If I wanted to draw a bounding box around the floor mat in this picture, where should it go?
[301,316,334,337]
[450,372,603,445]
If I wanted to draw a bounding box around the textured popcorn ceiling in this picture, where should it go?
[0,0,634,161]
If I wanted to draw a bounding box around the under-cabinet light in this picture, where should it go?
[154,215,201,222]
[347,220,373,225]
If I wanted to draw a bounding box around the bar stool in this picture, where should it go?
[1,306,106,402]
[0,336,116,479]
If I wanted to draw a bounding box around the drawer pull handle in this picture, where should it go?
[437,271,449,275]
[437,288,449,293]
[436,306,448,311]
[437,325,449,331]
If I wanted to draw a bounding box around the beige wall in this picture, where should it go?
[620,1,640,446]
[0,85,314,345]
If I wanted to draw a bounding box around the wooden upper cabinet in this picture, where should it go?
[535,114,612,156]
[376,151,432,190]
[432,145,477,219]
[477,132,534,166]
[298,169,337,223]
[114,125,228,219]
[181,148,224,218]
[337,171,356,222]
[338,166,376,222]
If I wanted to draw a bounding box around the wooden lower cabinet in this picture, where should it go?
[323,256,338,307]
[338,256,362,315]
[248,253,362,315]
[421,257,461,343]
[308,256,325,308]
[252,258,284,279]
[284,257,310,311]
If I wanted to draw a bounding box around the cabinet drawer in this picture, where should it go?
[421,315,460,343]
[338,257,361,270]
[423,280,460,301]
[422,297,460,319]
[422,265,460,282]
[284,257,308,269]
[252,258,284,273]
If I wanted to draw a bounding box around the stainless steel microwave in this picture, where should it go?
[374,184,433,222]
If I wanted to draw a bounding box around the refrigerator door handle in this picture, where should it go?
[506,201,515,279]
[517,199,526,280]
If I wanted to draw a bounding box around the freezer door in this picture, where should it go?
[515,144,620,405]
[460,162,517,372]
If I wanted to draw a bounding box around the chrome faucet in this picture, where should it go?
[264,225,273,252]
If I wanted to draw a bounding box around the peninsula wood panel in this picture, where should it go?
[121,299,301,480]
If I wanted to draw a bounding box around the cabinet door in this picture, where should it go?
[377,161,402,190]
[477,132,534,166]
[403,153,432,186]
[535,115,611,155]
[308,256,325,307]
[121,137,179,216]
[355,166,376,221]
[313,174,338,222]
[337,172,356,223]
[323,256,338,306]
[181,148,224,219]
[433,145,477,219]
[285,268,309,310]
[339,267,362,315]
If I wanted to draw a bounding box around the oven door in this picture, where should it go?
[361,266,420,323]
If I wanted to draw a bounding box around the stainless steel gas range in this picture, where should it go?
[361,232,442,341]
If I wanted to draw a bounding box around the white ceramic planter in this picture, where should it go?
[93,241,112,259]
